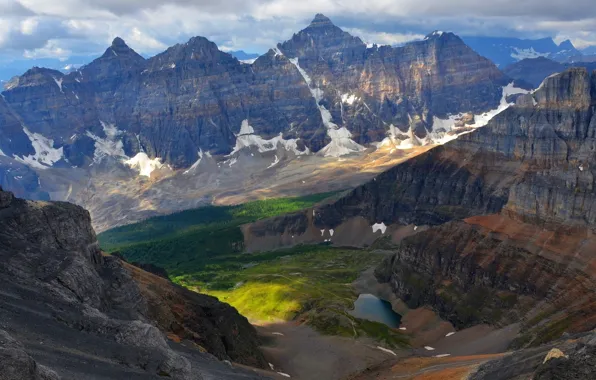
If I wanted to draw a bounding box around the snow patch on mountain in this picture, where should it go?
[86,121,127,162]
[428,83,530,145]
[288,57,364,157]
[372,222,387,234]
[229,119,309,156]
[510,47,549,61]
[125,153,164,177]
[14,128,64,169]
[0,147,5,156]
[375,124,422,150]
[341,93,358,105]
[267,155,280,168]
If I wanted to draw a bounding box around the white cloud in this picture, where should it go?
[343,28,424,46]
[128,27,166,50]
[23,40,71,60]
[20,17,38,35]
[0,0,595,63]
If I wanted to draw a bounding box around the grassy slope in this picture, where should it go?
[98,192,336,276]
[98,192,407,348]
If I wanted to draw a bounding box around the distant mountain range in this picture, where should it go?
[0,56,94,83]
[228,50,261,63]
[503,57,596,87]
[462,36,584,67]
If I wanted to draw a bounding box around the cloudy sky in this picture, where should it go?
[1,0,596,63]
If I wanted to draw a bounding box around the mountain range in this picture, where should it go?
[0,14,526,231]
[462,36,584,67]
[503,56,596,87]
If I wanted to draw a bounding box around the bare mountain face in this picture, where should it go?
[244,68,596,358]
[0,186,271,379]
[0,14,519,231]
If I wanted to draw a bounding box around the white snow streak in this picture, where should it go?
[424,346,435,351]
[446,332,456,337]
[376,346,397,356]
[184,150,203,174]
[434,354,451,358]
[53,77,64,93]
[288,57,364,157]
[267,155,280,168]
[273,47,283,57]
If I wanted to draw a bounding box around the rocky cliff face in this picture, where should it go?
[0,14,509,173]
[277,15,507,144]
[470,331,596,380]
[244,68,596,347]
[0,186,269,379]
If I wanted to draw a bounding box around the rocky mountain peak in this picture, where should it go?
[559,39,576,50]
[145,35,239,73]
[97,37,145,63]
[422,30,461,44]
[279,13,365,58]
[309,13,334,27]
[111,36,126,47]
[6,66,64,89]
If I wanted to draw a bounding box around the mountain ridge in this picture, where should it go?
[1,14,510,171]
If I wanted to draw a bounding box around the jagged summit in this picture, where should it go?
[310,13,334,27]
[559,39,576,50]
[99,36,144,60]
[111,37,127,48]
[424,30,449,40]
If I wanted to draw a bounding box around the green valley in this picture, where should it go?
[98,193,408,348]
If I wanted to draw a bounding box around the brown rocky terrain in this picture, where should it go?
[0,185,271,379]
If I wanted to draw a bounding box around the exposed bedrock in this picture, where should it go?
[0,186,268,379]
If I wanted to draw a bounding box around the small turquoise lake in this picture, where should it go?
[350,293,402,328]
